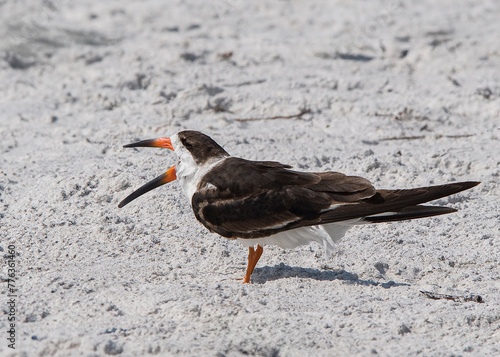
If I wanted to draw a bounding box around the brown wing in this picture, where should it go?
[191,158,479,238]
[314,181,480,224]
[191,157,376,238]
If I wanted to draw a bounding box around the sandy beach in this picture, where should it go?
[1,0,499,355]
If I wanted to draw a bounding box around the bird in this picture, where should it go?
[118,130,479,283]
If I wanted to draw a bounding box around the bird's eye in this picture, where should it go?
[183,140,193,150]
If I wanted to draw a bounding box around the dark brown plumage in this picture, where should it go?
[119,130,480,283]
[191,157,479,239]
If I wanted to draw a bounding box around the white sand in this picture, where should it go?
[1,0,499,356]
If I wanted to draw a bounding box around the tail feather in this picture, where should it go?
[364,205,457,223]
[319,181,479,224]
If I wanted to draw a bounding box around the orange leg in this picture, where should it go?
[242,245,264,284]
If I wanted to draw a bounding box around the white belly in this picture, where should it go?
[236,219,363,255]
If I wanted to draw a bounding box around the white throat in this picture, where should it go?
[171,134,225,205]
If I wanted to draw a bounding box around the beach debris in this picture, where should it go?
[420,290,483,303]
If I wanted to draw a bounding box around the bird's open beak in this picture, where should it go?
[118,137,176,208]
[123,137,174,150]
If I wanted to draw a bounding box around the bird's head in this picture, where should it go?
[118,130,228,208]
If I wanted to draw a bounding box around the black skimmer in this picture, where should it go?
[119,130,479,283]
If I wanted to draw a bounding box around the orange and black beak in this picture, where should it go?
[118,137,176,208]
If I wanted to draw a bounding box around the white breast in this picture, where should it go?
[180,159,225,205]
[170,134,226,205]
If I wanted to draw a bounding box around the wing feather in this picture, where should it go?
[191,158,376,238]
[190,157,478,240]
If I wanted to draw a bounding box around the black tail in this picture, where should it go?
[364,205,457,223]
[319,181,480,224]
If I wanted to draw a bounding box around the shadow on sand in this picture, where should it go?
[252,263,410,288]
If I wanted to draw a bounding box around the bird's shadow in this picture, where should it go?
[251,263,410,288]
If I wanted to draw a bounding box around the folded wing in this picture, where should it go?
[191,157,479,239]
[191,158,373,238]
